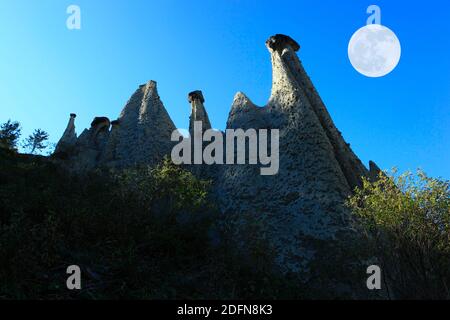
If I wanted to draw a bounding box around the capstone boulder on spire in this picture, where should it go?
[265,34,300,52]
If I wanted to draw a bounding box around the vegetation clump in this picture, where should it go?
[0,151,294,299]
[348,170,450,299]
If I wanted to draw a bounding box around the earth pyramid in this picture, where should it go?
[54,34,380,279]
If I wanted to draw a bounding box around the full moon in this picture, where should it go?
[348,24,401,78]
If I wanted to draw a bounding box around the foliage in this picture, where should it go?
[348,169,450,299]
[4,144,448,299]
[0,153,297,299]
[0,120,21,151]
[23,129,49,154]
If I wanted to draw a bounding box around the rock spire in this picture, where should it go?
[54,113,77,155]
[217,34,371,280]
[54,81,176,170]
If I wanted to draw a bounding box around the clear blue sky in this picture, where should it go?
[1,0,449,178]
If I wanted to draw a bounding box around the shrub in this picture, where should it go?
[0,154,217,299]
[348,169,450,299]
[0,154,300,299]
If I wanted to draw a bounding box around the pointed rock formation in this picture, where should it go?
[188,90,212,136]
[187,90,215,177]
[54,113,77,156]
[62,116,111,171]
[266,34,368,190]
[100,119,120,164]
[54,81,176,170]
[102,80,176,167]
[216,34,370,282]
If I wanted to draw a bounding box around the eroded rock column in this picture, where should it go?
[54,113,77,155]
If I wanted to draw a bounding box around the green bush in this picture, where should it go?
[0,153,299,299]
[348,169,450,299]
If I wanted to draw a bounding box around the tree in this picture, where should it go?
[0,120,21,151]
[23,129,49,154]
[348,169,450,299]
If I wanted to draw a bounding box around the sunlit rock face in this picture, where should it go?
[54,81,176,171]
[215,35,373,291]
[186,90,217,179]
[54,113,77,156]
[103,81,176,168]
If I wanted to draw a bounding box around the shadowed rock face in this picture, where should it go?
[186,90,214,178]
[54,113,77,156]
